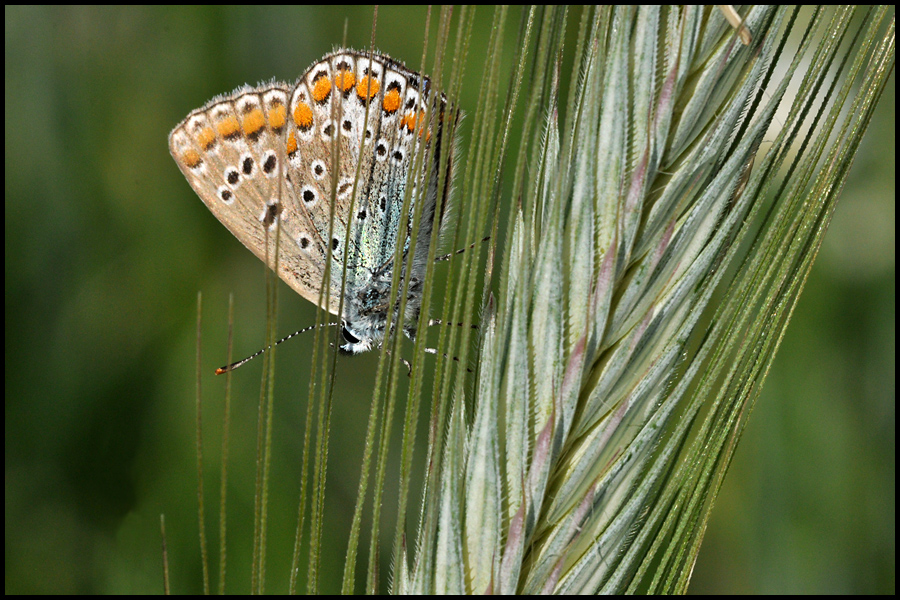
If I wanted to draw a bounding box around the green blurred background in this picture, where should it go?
[5,6,894,594]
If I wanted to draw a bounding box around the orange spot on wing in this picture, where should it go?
[382,88,401,113]
[267,102,286,129]
[356,76,380,102]
[287,130,298,155]
[182,149,202,169]
[196,127,216,150]
[333,69,356,93]
[312,75,331,103]
[293,102,313,129]
[242,109,265,136]
[217,115,241,139]
[400,111,417,131]
[402,110,429,133]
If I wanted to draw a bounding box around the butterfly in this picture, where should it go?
[169,50,455,359]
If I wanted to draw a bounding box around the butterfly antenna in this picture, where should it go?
[400,356,413,377]
[435,236,491,262]
[423,318,477,373]
[422,346,473,373]
[215,322,341,374]
[428,318,478,330]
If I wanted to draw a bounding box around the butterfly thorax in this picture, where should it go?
[339,262,424,354]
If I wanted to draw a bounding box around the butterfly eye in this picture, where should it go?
[341,325,361,345]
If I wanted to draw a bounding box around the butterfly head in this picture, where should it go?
[338,268,424,354]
